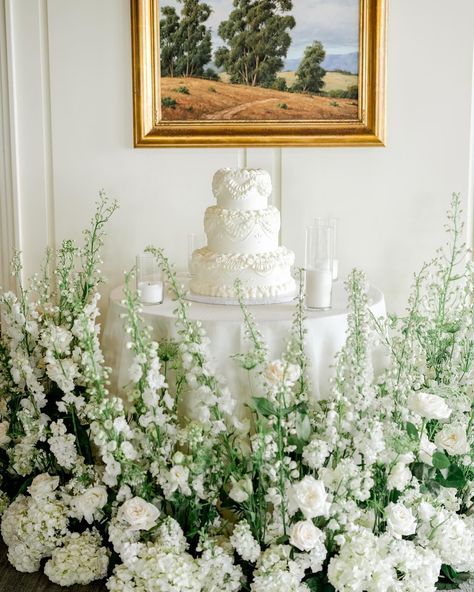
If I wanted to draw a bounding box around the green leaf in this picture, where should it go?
[295,413,312,443]
[435,465,467,489]
[406,422,419,441]
[432,452,451,470]
[252,397,277,418]
[275,534,289,544]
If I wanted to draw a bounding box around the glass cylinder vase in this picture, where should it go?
[305,224,334,310]
[136,253,164,305]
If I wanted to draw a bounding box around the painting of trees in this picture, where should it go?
[293,41,326,93]
[214,0,295,87]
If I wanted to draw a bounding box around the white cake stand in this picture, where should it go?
[185,289,298,306]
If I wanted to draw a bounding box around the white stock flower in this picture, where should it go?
[0,421,11,448]
[387,462,412,491]
[117,497,160,531]
[229,476,253,503]
[386,502,417,538]
[435,425,470,456]
[419,433,437,465]
[230,521,261,563]
[289,520,325,552]
[407,391,451,420]
[27,473,60,498]
[288,476,330,519]
[71,486,108,524]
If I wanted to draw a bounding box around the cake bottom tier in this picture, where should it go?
[190,246,296,299]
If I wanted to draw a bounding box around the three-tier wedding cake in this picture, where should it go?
[190,168,296,300]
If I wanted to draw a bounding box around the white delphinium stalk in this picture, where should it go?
[44,529,109,586]
[48,418,78,469]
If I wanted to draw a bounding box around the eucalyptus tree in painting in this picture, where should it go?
[293,41,326,93]
[215,0,296,87]
[160,0,214,78]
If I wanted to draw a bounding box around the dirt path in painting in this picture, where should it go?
[203,98,276,120]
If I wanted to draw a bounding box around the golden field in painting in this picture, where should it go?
[160,74,359,121]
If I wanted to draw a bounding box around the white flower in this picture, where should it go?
[288,476,330,519]
[265,359,300,387]
[230,521,261,563]
[387,462,412,491]
[117,497,160,531]
[419,433,437,465]
[229,476,253,503]
[27,473,59,498]
[71,486,108,524]
[407,391,451,420]
[169,465,191,496]
[289,520,325,552]
[386,502,417,538]
[44,530,109,586]
[435,425,470,456]
[0,421,11,448]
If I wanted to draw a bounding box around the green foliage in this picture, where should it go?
[215,0,295,87]
[172,85,190,94]
[161,96,177,108]
[272,76,288,91]
[203,67,219,81]
[277,102,288,109]
[330,101,339,107]
[160,0,212,78]
[292,40,326,93]
[328,84,359,99]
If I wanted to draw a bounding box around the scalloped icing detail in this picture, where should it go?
[189,278,296,299]
[212,168,272,202]
[192,246,295,273]
[204,206,280,241]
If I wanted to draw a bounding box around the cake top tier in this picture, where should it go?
[212,168,272,211]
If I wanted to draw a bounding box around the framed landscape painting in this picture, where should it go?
[131,0,386,147]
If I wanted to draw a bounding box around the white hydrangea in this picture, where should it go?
[1,492,68,572]
[230,521,261,563]
[251,545,309,592]
[197,540,244,592]
[44,529,109,586]
[302,438,330,470]
[106,543,201,592]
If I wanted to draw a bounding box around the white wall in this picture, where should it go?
[1,0,474,313]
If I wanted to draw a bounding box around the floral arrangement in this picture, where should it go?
[0,192,474,591]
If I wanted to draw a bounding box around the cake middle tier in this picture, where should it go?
[204,205,280,254]
[190,246,296,299]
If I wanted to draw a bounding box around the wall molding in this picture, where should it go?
[0,0,20,290]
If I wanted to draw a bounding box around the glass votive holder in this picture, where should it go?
[314,216,338,281]
[305,224,334,310]
[187,232,207,276]
[136,253,164,305]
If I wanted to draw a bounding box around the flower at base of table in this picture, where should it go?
[386,502,417,538]
[407,391,451,420]
[230,521,261,563]
[435,424,470,456]
[288,476,330,519]
[419,433,437,465]
[44,529,109,586]
[0,421,11,448]
[229,476,253,503]
[117,496,160,531]
[27,473,60,498]
[289,520,325,553]
[70,485,108,524]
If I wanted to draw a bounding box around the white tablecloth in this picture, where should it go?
[102,280,386,413]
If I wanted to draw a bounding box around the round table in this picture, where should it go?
[102,280,386,417]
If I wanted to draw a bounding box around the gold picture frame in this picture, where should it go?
[131,0,387,147]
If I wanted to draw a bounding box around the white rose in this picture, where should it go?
[265,360,300,387]
[419,433,437,466]
[27,473,59,498]
[435,425,470,456]
[0,421,10,448]
[229,476,253,503]
[117,497,160,531]
[386,502,417,538]
[289,520,324,552]
[289,476,330,519]
[407,391,451,420]
[71,486,108,524]
[418,501,436,522]
[387,462,412,491]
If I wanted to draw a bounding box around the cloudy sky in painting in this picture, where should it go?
[159,0,359,60]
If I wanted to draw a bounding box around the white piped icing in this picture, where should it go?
[212,168,272,211]
[204,205,280,254]
[191,168,296,301]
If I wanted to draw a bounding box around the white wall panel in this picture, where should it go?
[1,0,474,312]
